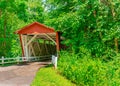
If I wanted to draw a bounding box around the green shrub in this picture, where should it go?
[58,51,120,86]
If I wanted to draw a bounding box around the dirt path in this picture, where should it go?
[0,62,51,86]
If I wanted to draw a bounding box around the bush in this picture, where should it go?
[58,51,120,86]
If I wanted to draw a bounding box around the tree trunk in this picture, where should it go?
[93,10,103,40]
[114,38,118,53]
[3,13,7,56]
[109,0,119,53]
[0,10,2,17]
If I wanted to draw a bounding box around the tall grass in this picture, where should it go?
[58,51,120,86]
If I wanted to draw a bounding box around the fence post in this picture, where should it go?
[52,55,57,69]
[17,57,19,64]
[27,56,29,62]
[2,56,4,65]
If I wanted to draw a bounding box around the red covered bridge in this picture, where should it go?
[15,22,61,59]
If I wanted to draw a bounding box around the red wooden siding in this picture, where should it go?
[16,22,55,34]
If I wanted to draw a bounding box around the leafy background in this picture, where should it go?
[0,0,120,85]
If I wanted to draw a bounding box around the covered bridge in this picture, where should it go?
[15,22,60,60]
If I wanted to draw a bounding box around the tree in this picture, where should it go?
[0,0,44,57]
[44,0,120,58]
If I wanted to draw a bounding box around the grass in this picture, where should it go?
[31,66,76,86]
[0,62,28,67]
[0,63,17,67]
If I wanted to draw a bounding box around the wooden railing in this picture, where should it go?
[0,55,52,65]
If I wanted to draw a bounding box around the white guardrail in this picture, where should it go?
[0,55,52,65]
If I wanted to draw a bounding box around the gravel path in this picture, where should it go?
[0,62,51,86]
